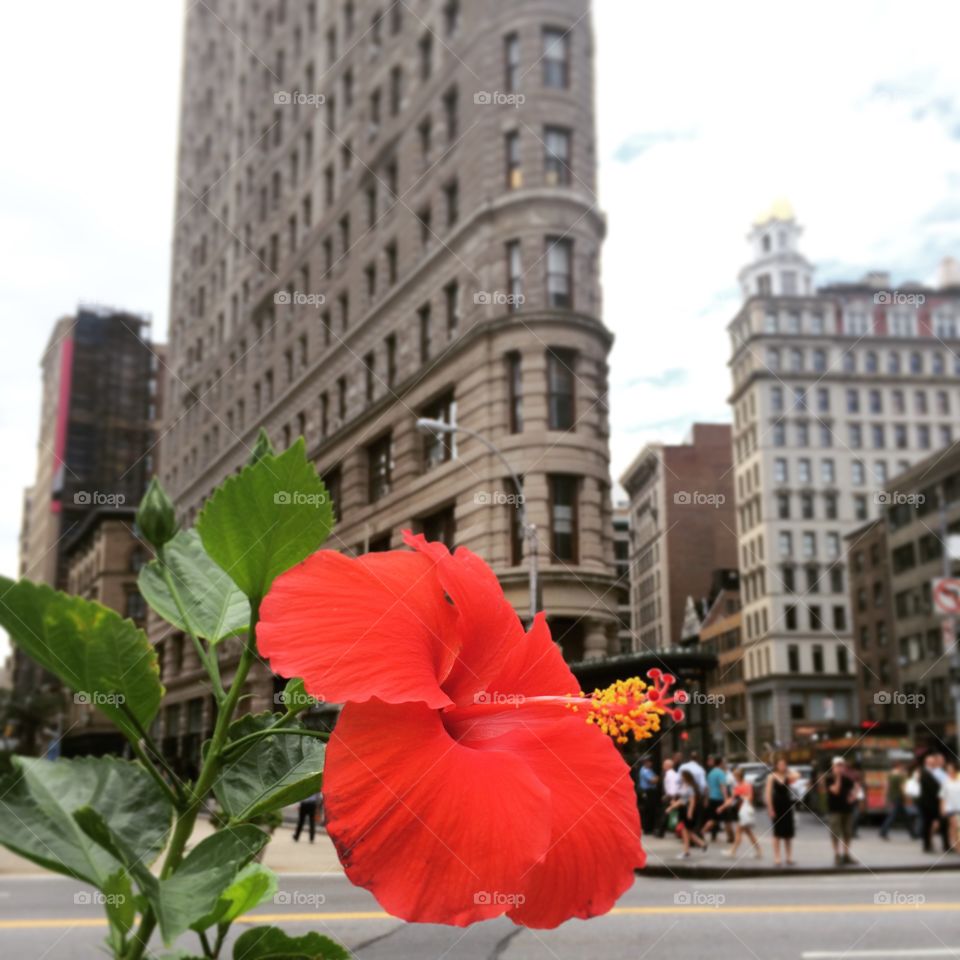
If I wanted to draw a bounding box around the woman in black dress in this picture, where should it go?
[765,756,798,866]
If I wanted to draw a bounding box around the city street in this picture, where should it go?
[1,869,958,959]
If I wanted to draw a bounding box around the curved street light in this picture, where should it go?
[415,417,539,621]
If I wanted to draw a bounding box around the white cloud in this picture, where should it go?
[594,0,960,485]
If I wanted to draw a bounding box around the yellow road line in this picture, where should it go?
[1,901,958,930]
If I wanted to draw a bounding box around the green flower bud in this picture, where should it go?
[136,477,178,550]
[248,427,276,465]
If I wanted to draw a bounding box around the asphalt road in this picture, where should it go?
[1,870,958,959]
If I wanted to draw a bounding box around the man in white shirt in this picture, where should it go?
[680,751,707,793]
[657,758,681,837]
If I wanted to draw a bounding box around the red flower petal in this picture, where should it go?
[403,531,526,705]
[485,612,580,699]
[258,549,459,708]
[456,709,644,928]
[324,699,553,925]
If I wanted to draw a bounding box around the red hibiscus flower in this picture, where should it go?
[258,532,681,928]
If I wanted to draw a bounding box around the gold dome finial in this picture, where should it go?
[753,198,795,226]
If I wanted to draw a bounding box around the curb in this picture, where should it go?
[641,860,960,879]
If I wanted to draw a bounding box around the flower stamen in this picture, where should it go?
[571,669,685,744]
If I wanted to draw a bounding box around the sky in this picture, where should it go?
[2,1,960,660]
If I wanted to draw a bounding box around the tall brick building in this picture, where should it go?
[155,0,620,757]
[619,423,738,651]
[15,306,161,751]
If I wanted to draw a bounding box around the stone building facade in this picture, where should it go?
[728,203,960,750]
[155,0,620,740]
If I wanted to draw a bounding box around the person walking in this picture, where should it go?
[940,759,960,853]
[637,757,660,833]
[880,762,915,840]
[721,766,762,859]
[656,758,681,838]
[919,753,948,854]
[679,751,707,793]
[666,769,708,858]
[703,756,733,843]
[825,756,857,866]
[293,790,320,843]
[766,756,798,867]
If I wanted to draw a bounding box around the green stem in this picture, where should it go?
[198,928,214,957]
[220,726,329,759]
[124,598,262,960]
[119,703,186,803]
[157,547,226,702]
[127,737,179,808]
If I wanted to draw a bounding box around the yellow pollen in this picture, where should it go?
[566,677,668,743]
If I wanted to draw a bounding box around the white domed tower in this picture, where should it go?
[738,200,814,300]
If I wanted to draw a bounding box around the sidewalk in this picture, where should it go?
[3,807,958,880]
[642,809,960,878]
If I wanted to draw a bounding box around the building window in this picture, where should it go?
[509,478,525,565]
[322,466,342,522]
[367,433,394,502]
[507,351,523,433]
[385,333,397,388]
[418,303,432,363]
[443,85,459,141]
[545,237,572,308]
[417,205,432,249]
[505,131,522,189]
[542,27,570,88]
[443,178,459,227]
[389,65,403,115]
[837,645,849,673]
[421,391,457,469]
[364,351,375,404]
[788,644,800,673]
[543,126,571,186]
[444,281,460,338]
[549,474,579,562]
[785,605,798,630]
[418,30,433,80]
[419,504,456,549]
[126,592,147,621]
[506,240,523,307]
[443,0,460,36]
[812,644,824,673]
[546,348,576,430]
[504,32,520,91]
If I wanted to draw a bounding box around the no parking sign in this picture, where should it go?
[932,578,960,615]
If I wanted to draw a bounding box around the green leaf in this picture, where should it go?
[196,439,333,600]
[138,529,249,645]
[0,577,163,741]
[0,756,172,888]
[103,870,136,937]
[214,713,324,823]
[75,811,269,946]
[232,927,351,960]
[190,862,278,931]
[277,677,318,714]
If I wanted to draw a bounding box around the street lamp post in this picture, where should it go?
[415,417,539,621]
